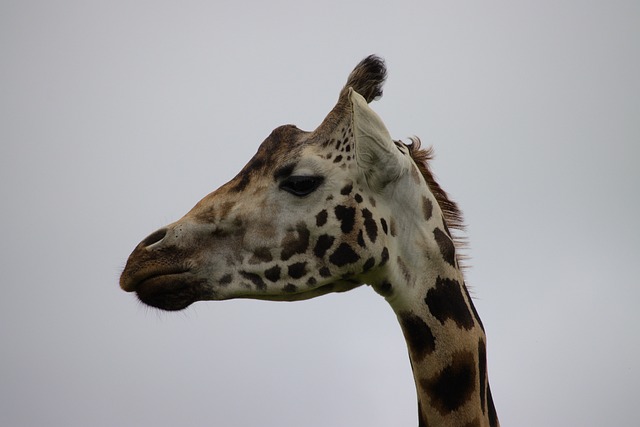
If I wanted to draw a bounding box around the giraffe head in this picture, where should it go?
[121,55,430,310]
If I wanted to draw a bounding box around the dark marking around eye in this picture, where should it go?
[314,234,335,258]
[264,265,281,282]
[280,176,323,197]
[425,277,475,330]
[334,205,356,234]
[329,243,360,266]
[230,157,265,193]
[273,163,296,181]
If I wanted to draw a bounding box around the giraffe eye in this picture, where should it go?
[280,176,324,197]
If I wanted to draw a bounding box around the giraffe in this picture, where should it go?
[120,55,499,427]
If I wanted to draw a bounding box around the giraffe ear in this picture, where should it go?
[350,88,404,189]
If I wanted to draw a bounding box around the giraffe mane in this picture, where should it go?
[405,136,469,272]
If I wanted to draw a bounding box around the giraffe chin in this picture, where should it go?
[135,274,205,311]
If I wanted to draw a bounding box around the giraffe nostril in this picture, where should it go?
[141,228,167,248]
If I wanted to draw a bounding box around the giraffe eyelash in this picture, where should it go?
[279,176,325,197]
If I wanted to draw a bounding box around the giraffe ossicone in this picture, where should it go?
[121,55,499,427]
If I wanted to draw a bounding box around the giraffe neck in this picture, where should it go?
[371,185,498,427]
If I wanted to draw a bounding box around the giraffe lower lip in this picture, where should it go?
[135,273,202,311]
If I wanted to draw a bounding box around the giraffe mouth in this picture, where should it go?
[134,271,206,311]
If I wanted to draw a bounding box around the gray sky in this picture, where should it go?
[1,1,638,426]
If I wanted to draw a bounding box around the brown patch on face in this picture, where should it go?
[264,265,281,282]
[329,243,360,266]
[319,267,331,277]
[379,247,389,266]
[249,247,273,264]
[280,222,310,261]
[316,210,328,227]
[287,262,308,279]
[340,183,353,195]
[313,234,335,258]
[362,257,375,272]
[361,208,378,243]
[380,218,388,235]
[420,350,477,415]
[240,271,267,291]
[334,205,356,234]
[227,125,305,193]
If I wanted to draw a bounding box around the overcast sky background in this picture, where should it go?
[1,1,639,426]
